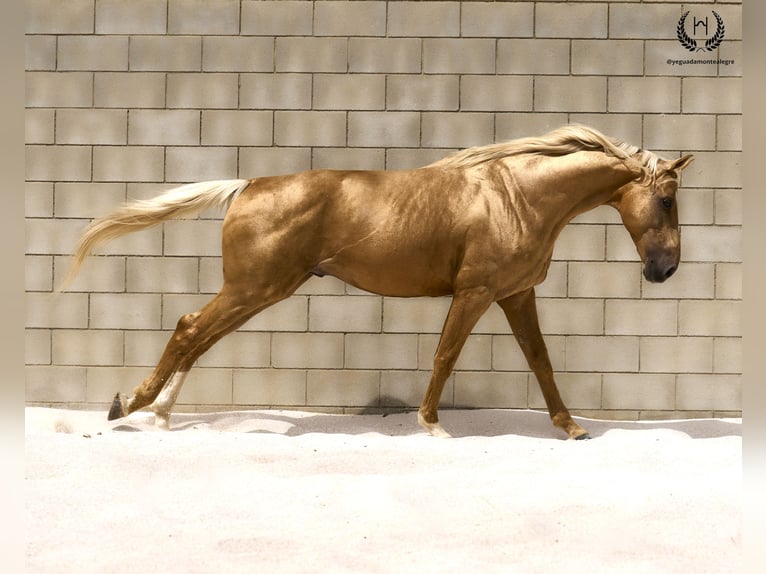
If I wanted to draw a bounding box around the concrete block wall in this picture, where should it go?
[26,0,742,420]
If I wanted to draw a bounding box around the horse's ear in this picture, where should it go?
[669,154,694,172]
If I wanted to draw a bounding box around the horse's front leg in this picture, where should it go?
[419,287,494,438]
[497,289,591,440]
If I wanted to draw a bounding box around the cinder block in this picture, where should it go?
[536,3,608,38]
[26,366,86,403]
[306,370,380,407]
[26,219,84,256]
[25,183,53,218]
[315,1,386,37]
[53,255,126,293]
[312,148,385,171]
[497,40,569,75]
[272,332,344,368]
[26,72,93,108]
[644,115,715,151]
[602,374,676,411]
[172,368,233,406]
[240,74,312,110]
[716,263,742,300]
[495,113,569,142]
[26,292,88,329]
[27,0,94,33]
[95,73,166,108]
[678,226,741,263]
[718,41,742,78]
[454,372,528,408]
[130,36,201,72]
[26,145,92,182]
[535,76,607,113]
[380,370,453,408]
[167,73,239,109]
[639,337,713,373]
[95,0,167,34]
[345,334,418,370]
[124,330,171,366]
[568,262,642,298]
[605,300,678,336]
[25,35,56,71]
[83,366,149,402]
[161,294,209,330]
[674,189,715,226]
[126,257,199,293]
[679,300,741,337]
[644,41,717,77]
[683,78,741,114]
[25,109,54,144]
[387,2,460,37]
[57,36,128,71]
[233,369,307,406]
[26,255,52,292]
[565,336,639,372]
[313,74,385,111]
[168,0,240,35]
[717,116,742,152]
[89,226,163,258]
[90,293,162,330]
[552,225,605,261]
[421,112,494,148]
[676,375,741,411]
[348,38,421,73]
[472,304,509,335]
[528,373,602,410]
[715,190,742,225]
[241,1,313,36]
[608,78,681,113]
[309,295,382,333]
[492,334,566,372]
[165,147,238,182]
[239,147,312,177]
[386,148,451,170]
[201,111,273,146]
[418,334,492,371]
[57,109,127,145]
[461,76,533,112]
[348,112,420,148]
[295,275,347,296]
[537,298,605,335]
[609,4,679,40]
[203,37,274,72]
[52,330,124,366]
[572,40,643,76]
[714,337,742,375]
[383,298,450,334]
[386,75,457,112]
[93,146,164,182]
[423,39,495,74]
[26,329,51,365]
[128,110,200,146]
[163,220,224,257]
[681,152,741,189]
[461,2,534,38]
[274,111,346,147]
[275,38,347,73]
[197,332,271,368]
[535,261,568,298]
[241,297,308,332]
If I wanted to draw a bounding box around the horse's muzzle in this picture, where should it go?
[643,257,677,283]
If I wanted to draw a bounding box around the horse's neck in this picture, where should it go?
[500,151,638,227]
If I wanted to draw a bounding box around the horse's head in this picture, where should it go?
[610,154,694,283]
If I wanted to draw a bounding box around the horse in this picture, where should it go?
[64,124,694,440]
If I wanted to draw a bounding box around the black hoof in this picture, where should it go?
[575,433,592,441]
[107,393,127,421]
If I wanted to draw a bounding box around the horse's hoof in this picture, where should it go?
[574,433,592,441]
[107,393,128,421]
[417,412,452,439]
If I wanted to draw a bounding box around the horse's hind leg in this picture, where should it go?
[497,289,590,440]
[109,283,294,429]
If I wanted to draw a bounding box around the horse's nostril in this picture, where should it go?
[664,265,677,279]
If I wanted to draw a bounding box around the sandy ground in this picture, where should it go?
[26,407,741,573]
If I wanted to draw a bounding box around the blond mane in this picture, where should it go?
[428,124,659,177]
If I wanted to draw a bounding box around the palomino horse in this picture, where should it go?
[66,125,693,440]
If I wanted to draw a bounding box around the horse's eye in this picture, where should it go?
[661,197,673,210]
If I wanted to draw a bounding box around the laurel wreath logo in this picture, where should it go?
[677,11,726,53]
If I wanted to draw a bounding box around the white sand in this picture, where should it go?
[26,407,741,573]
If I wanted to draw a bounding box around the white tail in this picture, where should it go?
[61,179,251,290]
